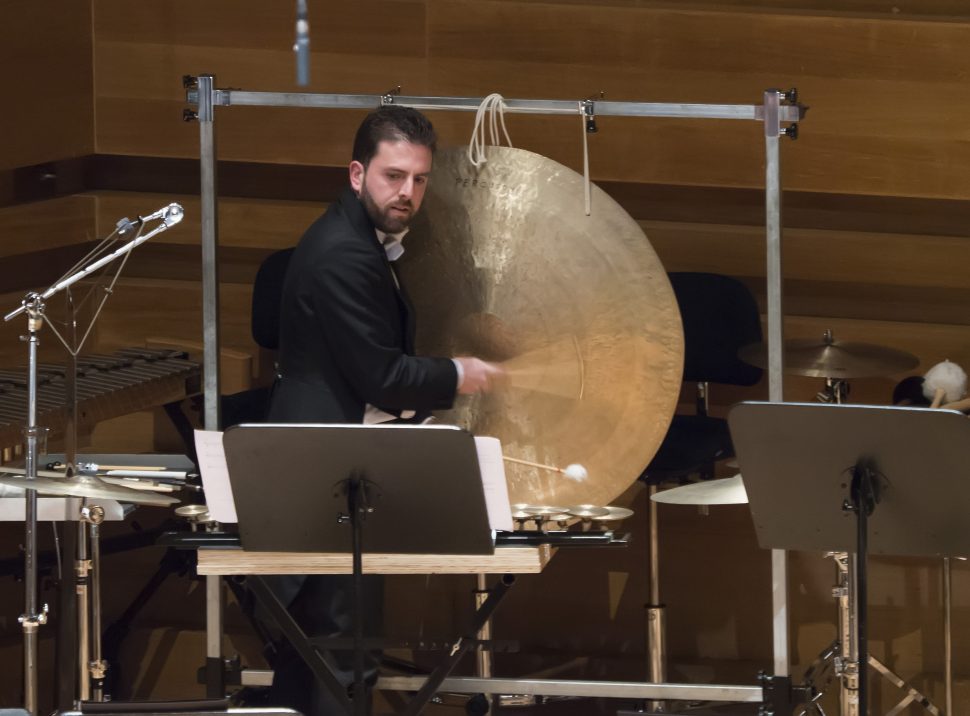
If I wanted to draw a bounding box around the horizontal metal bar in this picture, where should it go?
[376,676,764,702]
[184,89,801,122]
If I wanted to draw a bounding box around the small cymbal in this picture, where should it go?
[522,505,569,516]
[567,504,611,518]
[739,329,918,379]
[175,504,210,520]
[0,474,179,507]
[511,503,534,520]
[651,475,748,506]
[590,506,634,522]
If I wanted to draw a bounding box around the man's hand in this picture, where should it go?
[455,357,505,395]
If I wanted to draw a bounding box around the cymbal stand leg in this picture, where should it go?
[83,504,107,701]
[646,484,666,713]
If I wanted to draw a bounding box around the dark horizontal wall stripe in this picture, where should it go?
[2,154,970,239]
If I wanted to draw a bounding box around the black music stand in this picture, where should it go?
[222,423,496,716]
[728,401,970,716]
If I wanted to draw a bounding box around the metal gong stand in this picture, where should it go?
[184,77,805,710]
[3,203,184,715]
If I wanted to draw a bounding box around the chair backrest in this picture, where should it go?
[668,272,763,387]
[250,247,294,351]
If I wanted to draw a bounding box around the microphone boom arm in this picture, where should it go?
[4,203,184,322]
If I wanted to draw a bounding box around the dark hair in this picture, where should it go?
[351,105,437,167]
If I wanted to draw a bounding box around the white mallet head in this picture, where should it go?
[563,463,588,482]
[923,360,968,404]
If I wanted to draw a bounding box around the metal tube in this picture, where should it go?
[20,300,47,716]
[646,485,666,713]
[89,517,106,701]
[944,558,953,715]
[842,553,860,716]
[378,676,763,701]
[185,89,801,122]
[197,74,221,431]
[77,520,90,702]
[763,89,789,679]
[205,575,223,695]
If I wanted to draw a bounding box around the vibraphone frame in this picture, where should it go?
[184,79,804,705]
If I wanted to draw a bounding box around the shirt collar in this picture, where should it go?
[375,227,409,262]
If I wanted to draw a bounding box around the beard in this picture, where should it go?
[359,181,414,234]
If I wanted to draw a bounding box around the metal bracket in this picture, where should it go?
[381,85,402,106]
[584,92,604,133]
[758,672,816,715]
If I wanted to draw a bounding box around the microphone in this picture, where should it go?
[294,0,310,86]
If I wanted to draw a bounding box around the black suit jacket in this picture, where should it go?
[267,187,458,423]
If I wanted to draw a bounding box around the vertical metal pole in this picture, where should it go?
[842,553,861,716]
[944,558,953,715]
[198,74,221,430]
[763,89,789,678]
[77,518,90,701]
[197,73,225,698]
[22,297,45,716]
[646,485,667,713]
[89,515,106,701]
[475,573,497,712]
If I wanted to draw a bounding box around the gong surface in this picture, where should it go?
[401,146,683,506]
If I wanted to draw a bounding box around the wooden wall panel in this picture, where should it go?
[91,0,970,200]
[0,195,96,258]
[0,0,93,170]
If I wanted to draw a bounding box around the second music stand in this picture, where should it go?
[728,402,970,715]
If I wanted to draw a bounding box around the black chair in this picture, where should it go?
[640,271,764,484]
[220,248,294,429]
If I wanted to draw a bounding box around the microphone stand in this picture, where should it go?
[3,203,184,715]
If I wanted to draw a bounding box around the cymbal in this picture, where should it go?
[567,504,610,518]
[0,474,179,506]
[651,475,748,506]
[591,506,634,522]
[403,146,684,506]
[739,330,918,379]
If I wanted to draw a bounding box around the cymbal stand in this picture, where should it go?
[646,484,666,714]
[816,378,849,405]
[3,203,185,714]
[14,293,49,716]
[85,505,108,701]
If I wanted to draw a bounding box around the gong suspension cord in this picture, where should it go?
[468,93,513,168]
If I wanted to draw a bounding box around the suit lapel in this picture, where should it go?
[338,187,414,353]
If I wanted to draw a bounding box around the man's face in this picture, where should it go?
[349,139,432,234]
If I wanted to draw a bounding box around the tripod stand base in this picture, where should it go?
[802,640,941,716]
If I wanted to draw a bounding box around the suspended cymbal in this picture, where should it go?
[739,330,918,379]
[651,475,748,506]
[402,146,684,506]
[0,474,179,506]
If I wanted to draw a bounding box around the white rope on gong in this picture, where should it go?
[467,93,513,168]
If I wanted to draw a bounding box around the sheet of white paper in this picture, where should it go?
[474,436,513,532]
[193,429,237,523]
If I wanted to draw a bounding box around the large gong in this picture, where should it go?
[400,146,683,507]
